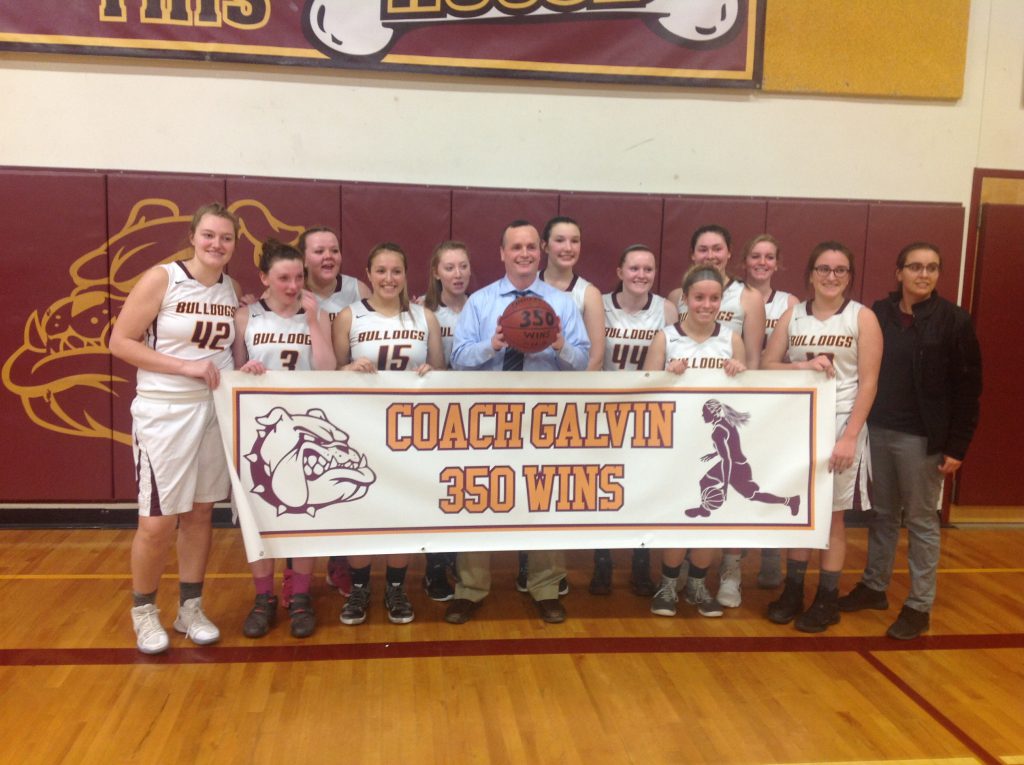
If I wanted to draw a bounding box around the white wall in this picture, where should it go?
[0,0,1021,208]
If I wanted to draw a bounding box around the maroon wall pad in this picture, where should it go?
[955,204,1023,505]
[660,197,767,297]
[0,170,113,500]
[226,178,341,298]
[342,183,452,298]
[863,202,965,305]
[557,193,665,294]
[451,188,559,289]
[765,199,869,300]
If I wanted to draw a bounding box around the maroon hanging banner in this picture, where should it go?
[0,1,763,88]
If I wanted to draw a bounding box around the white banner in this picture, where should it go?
[214,370,835,563]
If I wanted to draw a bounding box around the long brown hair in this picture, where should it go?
[424,241,470,311]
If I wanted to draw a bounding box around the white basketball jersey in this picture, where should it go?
[542,271,592,314]
[349,300,430,371]
[136,262,238,398]
[316,274,362,323]
[602,292,667,371]
[433,303,460,367]
[662,322,735,370]
[677,279,745,335]
[786,299,863,413]
[244,300,314,371]
[764,289,794,339]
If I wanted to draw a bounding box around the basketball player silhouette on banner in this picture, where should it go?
[685,399,800,518]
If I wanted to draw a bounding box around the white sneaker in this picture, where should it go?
[716,556,742,608]
[173,597,221,645]
[131,603,170,655]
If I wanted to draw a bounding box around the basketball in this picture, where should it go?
[700,485,726,511]
[499,296,559,354]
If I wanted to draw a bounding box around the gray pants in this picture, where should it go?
[862,426,944,612]
[455,550,564,602]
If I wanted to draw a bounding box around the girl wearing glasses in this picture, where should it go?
[762,241,882,632]
[837,243,981,640]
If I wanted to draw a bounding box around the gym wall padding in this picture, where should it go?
[0,166,965,503]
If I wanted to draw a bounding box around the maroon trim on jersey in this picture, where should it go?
[361,298,375,313]
[676,321,723,340]
[334,275,343,293]
[807,298,852,318]
[538,268,579,293]
[611,292,654,311]
[258,298,305,316]
[175,260,193,279]
[258,299,271,312]
[767,289,777,303]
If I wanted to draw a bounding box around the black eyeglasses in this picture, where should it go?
[901,262,940,274]
[813,265,850,277]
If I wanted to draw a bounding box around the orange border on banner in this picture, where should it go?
[0,32,328,59]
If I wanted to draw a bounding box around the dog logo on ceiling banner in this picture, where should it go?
[246,407,377,517]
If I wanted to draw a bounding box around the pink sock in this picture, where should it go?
[253,575,274,595]
[289,571,312,595]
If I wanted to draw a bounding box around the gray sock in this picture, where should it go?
[132,590,157,608]
[818,569,841,591]
[179,581,204,605]
[785,558,808,585]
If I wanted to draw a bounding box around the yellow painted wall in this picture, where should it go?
[764,0,970,99]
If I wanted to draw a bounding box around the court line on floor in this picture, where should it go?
[2,632,1022,667]
[859,649,1002,765]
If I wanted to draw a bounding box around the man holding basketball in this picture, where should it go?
[448,220,589,624]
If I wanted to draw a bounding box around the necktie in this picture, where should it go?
[502,290,528,371]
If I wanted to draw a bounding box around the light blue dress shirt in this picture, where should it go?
[451,276,590,371]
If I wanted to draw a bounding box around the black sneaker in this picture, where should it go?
[766,579,804,624]
[838,582,889,612]
[629,549,657,597]
[384,583,415,624]
[515,552,529,593]
[589,557,612,596]
[340,585,370,626]
[242,593,278,638]
[886,605,929,640]
[558,577,570,597]
[423,566,455,602]
[288,593,316,639]
[795,587,840,633]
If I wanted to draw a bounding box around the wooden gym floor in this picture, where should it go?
[0,525,1021,765]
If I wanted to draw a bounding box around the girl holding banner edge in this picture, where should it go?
[332,242,445,626]
[590,244,679,597]
[232,239,336,639]
[761,241,882,633]
[643,264,746,619]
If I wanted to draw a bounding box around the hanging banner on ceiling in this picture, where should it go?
[213,369,835,562]
[0,1,764,88]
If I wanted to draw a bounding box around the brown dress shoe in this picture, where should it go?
[444,598,480,624]
[535,598,566,624]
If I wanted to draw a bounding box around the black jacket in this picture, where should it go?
[871,291,982,460]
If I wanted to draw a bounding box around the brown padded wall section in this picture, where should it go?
[0,170,112,500]
[766,199,869,300]
[556,193,665,294]
[107,174,226,500]
[342,183,452,298]
[226,178,341,299]
[863,202,965,305]
[451,188,559,290]
[660,198,767,296]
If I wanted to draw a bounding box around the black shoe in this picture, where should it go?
[535,598,566,624]
[515,552,528,593]
[766,579,804,625]
[589,556,613,596]
[444,598,480,625]
[288,593,316,639]
[838,582,889,612]
[629,549,656,597]
[795,587,840,633]
[558,577,570,597]
[423,566,455,602]
[886,605,930,640]
[242,593,278,638]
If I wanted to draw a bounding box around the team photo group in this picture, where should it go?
[111,202,982,656]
